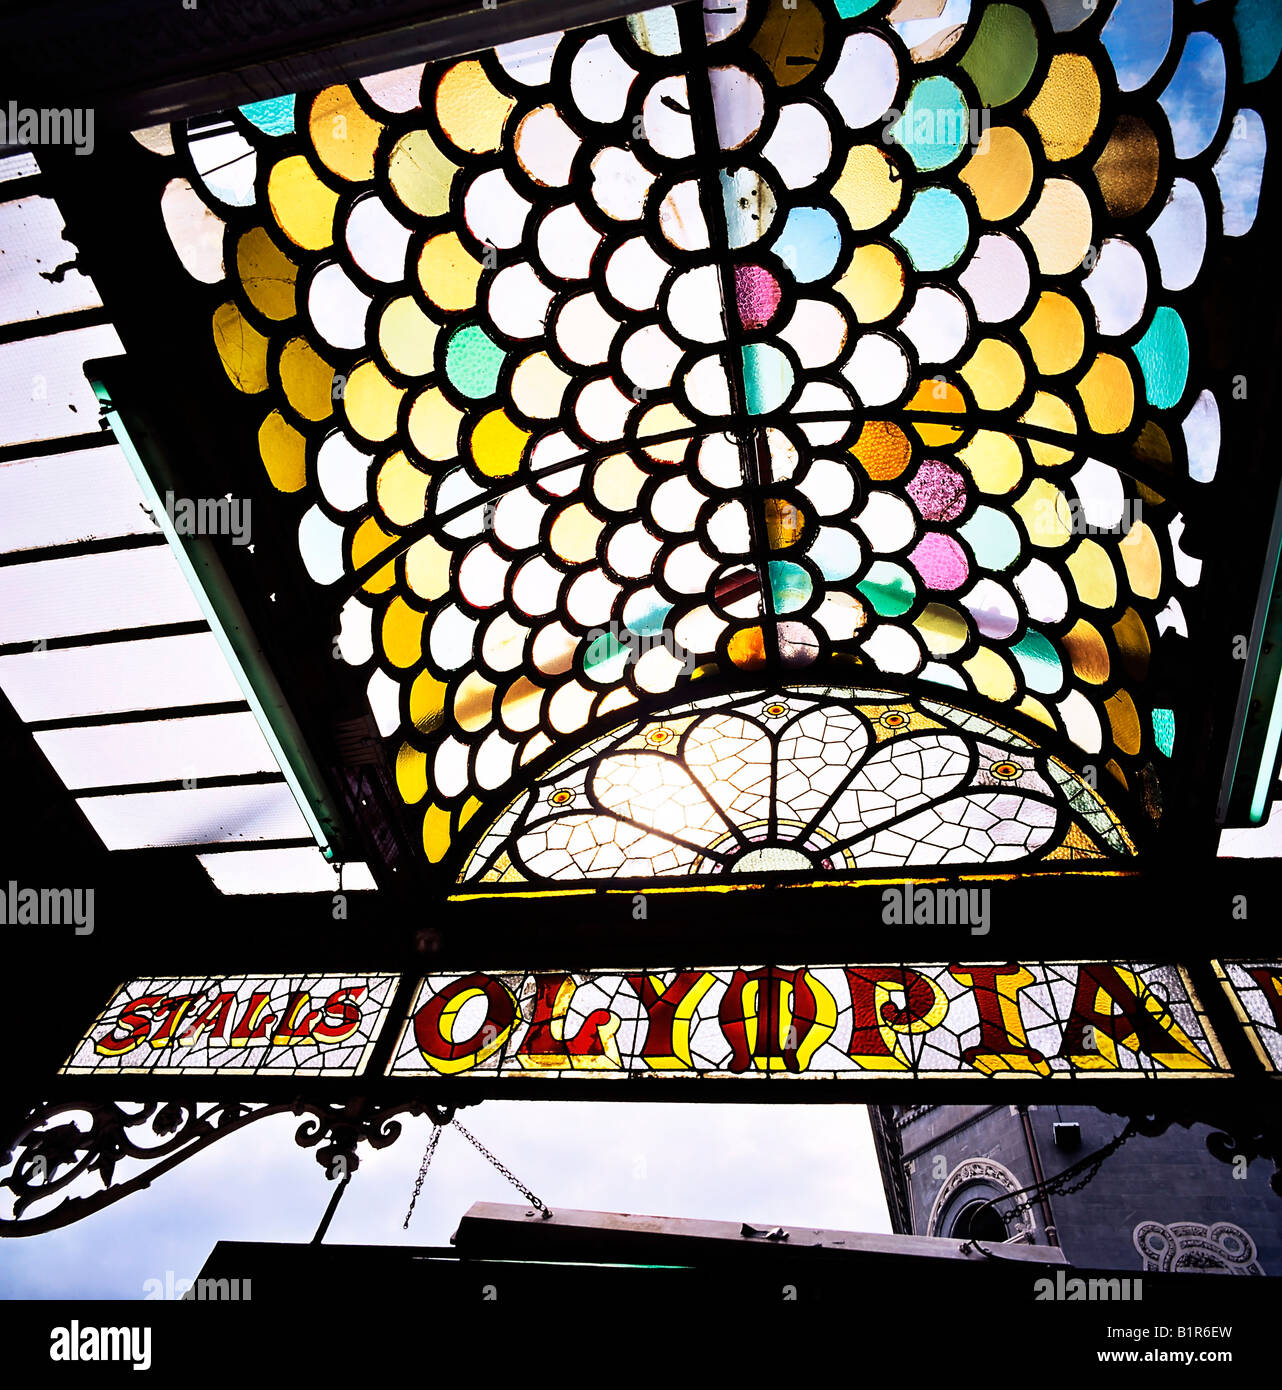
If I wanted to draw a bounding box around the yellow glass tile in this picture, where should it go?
[236,226,297,321]
[436,59,517,154]
[1016,694,1055,729]
[278,336,334,421]
[379,296,439,377]
[1093,115,1160,218]
[1066,538,1116,608]
[1112,606,1151,679]
[418,231,482,312]
[212,301,269,393]
[406,536,452,601]
[454,669,496,733]
[960,337,1025,411]
[422,802,451,862]
[388,128,457,218]
[915,602,968,655]
[1020,292,1083,375]
[410,668,448,731]
[377,450,429,527]
[1025,53,1100,161]
[267,154,338,250]
[257,410,307,492]
[1105,690,1142,756]
[959,125,1033,221]
[1120,520,1161,599]
[835,243,905,321]
[751,0,824,86]
[852,419,912,480]
[904,382,966,445]
[728,624,767,669]
[766,496,806,548]
[1020,391,1076,466]
[396,743,428,804]
[594,453,647,510]
[1015,476,1072,547]
[345,360,405,442]
[1077,353,1134,435]
[1105,759,1127,788]
[958,430,1022,494]
[1019,179,1092,275]
[640,403,694,460]
[470,408,530,477]
[408,386,463,462]
[382,596,425,668]
[510,351,571,419]
[550,502,605,564]
[352,515,398,592]
[458,795,483,829]
[964,646,1018,701]
[1063,618,1109,685]
[831,144,903,231]
[501,675,545,733]
[1133,421,1172,469]
[309,86,385,181]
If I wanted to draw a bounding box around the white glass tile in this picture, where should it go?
[1218,804,1282,859]
[77,781,309,849]
[198,847,377,894]
[0,545,202,644]
[35,711,276,789]
[0,152,40,181]
[0,630,241,720]
[0,445,157,552]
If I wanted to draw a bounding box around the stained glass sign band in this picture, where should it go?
[64,973,399,1075]
[66,963,1282,1082]
[1214,961,1282,1073]
[389,962,1227,1078]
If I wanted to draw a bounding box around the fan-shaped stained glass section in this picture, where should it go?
[458,685,1135,885]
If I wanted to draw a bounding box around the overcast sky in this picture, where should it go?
[0,1101,889,1298]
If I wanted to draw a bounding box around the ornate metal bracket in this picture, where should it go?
[0,1096,463,1237]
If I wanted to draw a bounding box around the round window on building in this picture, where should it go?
[949,1199,1008,1243]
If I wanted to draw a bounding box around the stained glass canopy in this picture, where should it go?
[136,0,1274,888]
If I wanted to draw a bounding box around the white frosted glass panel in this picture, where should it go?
[78,782,309,849]
[198,847,377,894]
[0,445,157,552]
[0,152,40,182]
[0,631,240,720]
[0,545,201,644]
[0,324,123,447]
[1218,804,1282,859]
[0,196,102,325]
[35,712,276,789]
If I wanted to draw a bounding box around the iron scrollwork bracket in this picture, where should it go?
[1,1095,463,1237]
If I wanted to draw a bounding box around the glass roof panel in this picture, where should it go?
[77,781,310,850]
[35,712,276,789]
[0,194,103,325]
[197,846,377,894]
[0,445,159,552]
[0,631,243,721]
[0,545,202,644]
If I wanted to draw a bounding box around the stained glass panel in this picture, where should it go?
[147,0,1272,881]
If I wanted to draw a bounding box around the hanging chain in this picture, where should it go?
[402,1115,553,1229]
[960,1119,1138,1257]
[452,1119,554,1219]
[402,1120,444,1230]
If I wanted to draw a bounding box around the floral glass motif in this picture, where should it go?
[460,685,1134,884]
[149,0,1274,876]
